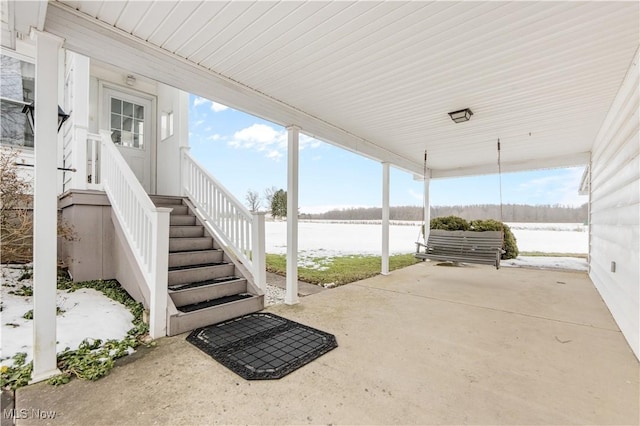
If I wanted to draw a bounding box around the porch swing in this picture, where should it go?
[415,140,506,269]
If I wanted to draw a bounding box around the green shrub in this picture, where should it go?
[429,216,470,231]
[425,215,519,260]
[469,219,518,259]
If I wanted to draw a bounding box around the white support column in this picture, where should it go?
[285,126,300,305]
[150,208,171,339]
[179,146,191,196]
[252,212,267,292]
[381,162,390,275]
[71,53,90,190]
[31,30,64,384]
[424,174,431,243]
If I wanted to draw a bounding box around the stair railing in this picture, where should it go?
[181,149,266,291]
[97,130,171,338]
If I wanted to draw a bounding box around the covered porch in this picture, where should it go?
[2,0,637,387]
[15,263,639,424]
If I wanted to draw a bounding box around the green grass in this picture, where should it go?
[266,253,420,286]
[520,251,587,258]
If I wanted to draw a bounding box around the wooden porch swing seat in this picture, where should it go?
[415,141,506,269]
[415,230,505,269]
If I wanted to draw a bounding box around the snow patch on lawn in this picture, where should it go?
[503,256,588,271]
[1,265,134,367]
[265,221,589,267]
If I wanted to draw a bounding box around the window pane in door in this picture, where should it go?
[109,96,145,150]
[111,113,121,130]
[122,130,133,147]
[111,98,121,114]
[111,130,121,145]
[123,117,133,133]
[134,105,144,119]
[123,101,133,117]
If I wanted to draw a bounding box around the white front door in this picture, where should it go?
[101,86,154,193]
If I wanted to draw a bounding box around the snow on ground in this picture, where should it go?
[506,223,588,253]
[1,265,134,367]
[266,220,588,271]
[266,221,588,256]
[502,256,588,271]
[266,221,422,257]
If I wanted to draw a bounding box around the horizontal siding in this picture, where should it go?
[589,48,640,360]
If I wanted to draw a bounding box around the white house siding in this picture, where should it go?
[589,48,639,360]
[156,84,189,197]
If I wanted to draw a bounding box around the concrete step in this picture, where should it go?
[169,250,224,268]
[149,195,184,205]
[168,263,235,286]
[169,225,204,238]
[168,294,264,336]
[169,278,247,307]
[157,204,189,215]
[169,237,215,252]
[170,215,196,226]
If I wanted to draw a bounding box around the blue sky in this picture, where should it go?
[188,95,588,214]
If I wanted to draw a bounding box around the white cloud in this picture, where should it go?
[517,167,587,207]
[408,188,423,201]
[266,150,283,160]
[211,102,229,112]
[193,96,208,107]
[227,123,322,160]
[207,134,223,141]
[193,96,229,113]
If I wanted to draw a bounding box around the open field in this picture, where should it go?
[266,221,588,256]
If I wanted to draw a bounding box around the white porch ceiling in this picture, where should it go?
[43,1,639,178]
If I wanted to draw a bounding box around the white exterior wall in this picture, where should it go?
[156,84,189,196]
[88,61,186,195]
[88,62,158,134]
[589,48,639,360]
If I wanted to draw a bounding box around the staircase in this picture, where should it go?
[150,195,264,336]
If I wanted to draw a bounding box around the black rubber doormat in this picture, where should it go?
[186,313,338,380]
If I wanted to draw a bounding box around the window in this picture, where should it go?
[0,54,35,148]
[110,97,145,149]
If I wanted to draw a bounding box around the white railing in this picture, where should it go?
[97,130,171,338]
[181,149,266,291]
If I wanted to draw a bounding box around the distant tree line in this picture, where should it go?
[301,203,588,223]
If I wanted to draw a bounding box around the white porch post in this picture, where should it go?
[285,125,300,305]
[31,30,64,383]
[150,208,171,339]
[179,146,191,196]
[252,211,267,292]
[381,162,390,275]
[424,174,431,242]
[70,53,90,190]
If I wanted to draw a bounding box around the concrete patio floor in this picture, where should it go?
[15,262,639,425]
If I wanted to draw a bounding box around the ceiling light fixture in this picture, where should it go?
[448,108,473,123]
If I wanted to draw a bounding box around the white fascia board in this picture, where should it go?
[430,152,591,179]
[44,3,424,175]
